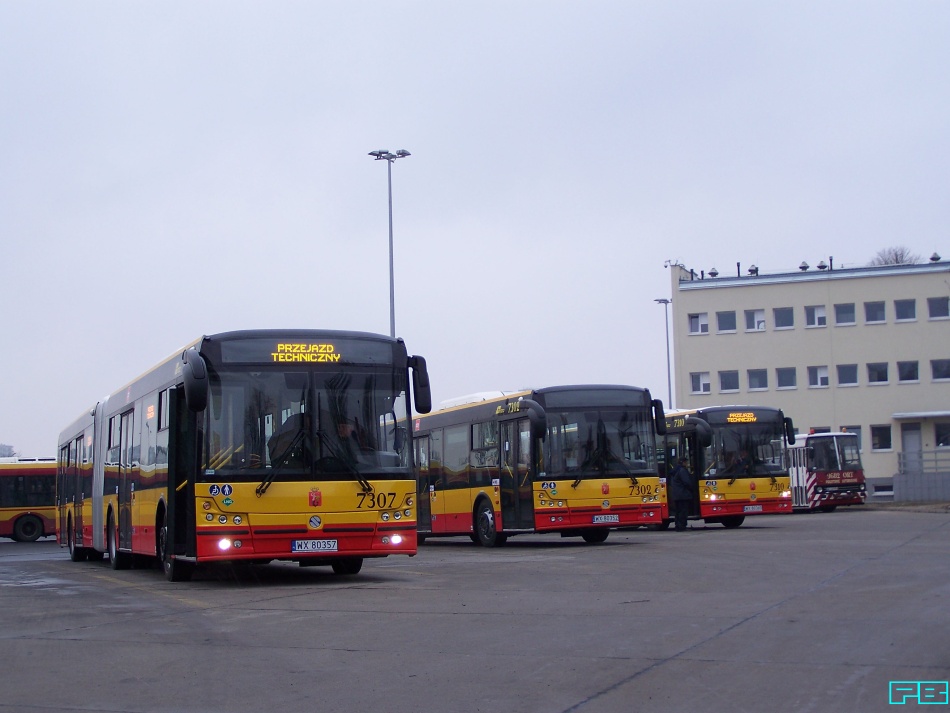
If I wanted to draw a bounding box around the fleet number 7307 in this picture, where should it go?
[356,491,398,509]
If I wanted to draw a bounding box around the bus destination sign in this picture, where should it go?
[726,412,758,423]
[271,343,342,363]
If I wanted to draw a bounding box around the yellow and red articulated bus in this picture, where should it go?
[57,329,431,581]
[413,385,667,547]
[788,430,866,512]
[0,458,56,542]
[662,406,796,528]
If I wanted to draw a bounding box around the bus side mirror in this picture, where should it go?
[652,399,667,435]
[784,417,796,445]
[518,398,547,441]
[687,416,713,448]
[182,349,208,413]
[408,355,432,414]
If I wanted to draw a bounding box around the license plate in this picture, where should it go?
[593,514,619,524]
[292,539,338,553]
[743,505,763,512]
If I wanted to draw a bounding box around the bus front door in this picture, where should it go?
[415,436,431,533]
[118,411,134,550]
[500,419,534,530]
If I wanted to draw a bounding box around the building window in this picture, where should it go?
[776,367,796,389]
[716,311,736,333]
[894,299,916,321]
[688,313,709,334]
[898,361,919,383]
[807,366,829,388]
[928,296,950,319]
[834,303,856,325]
[836,364,858,386]
[745,309,766,331]
[871,425,892,451]
[748,369,768,390]
[936,423,950,448]
[690,372,711,394]
[932,359,950,381]
[719,370,740,392]
[805,305,826,327]
[867,362,889,384]
[864,301,886,324]
[842,426,863,451]
[773,307,794,329]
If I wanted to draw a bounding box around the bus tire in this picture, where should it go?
[67,517,87,561]
[107,512,131,570]
[331,558,363,575]
[819,505,837,513]
[474,499,506,548]
[158,507,192,582]
[13,514,43,543]
[581,528,610,544]
[720,516,745,529]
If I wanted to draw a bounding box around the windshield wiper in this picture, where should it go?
[256,430,305,497]
[314,431,374,493]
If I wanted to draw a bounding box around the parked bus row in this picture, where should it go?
[22,327,861,580]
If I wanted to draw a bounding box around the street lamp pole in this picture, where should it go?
[654,298,673,408]
[369,149,411,338]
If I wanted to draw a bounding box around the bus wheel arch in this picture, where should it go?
[473,497,507,548]
[13,514,43,542]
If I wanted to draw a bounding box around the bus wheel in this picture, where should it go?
[68,518,87,561]
[819,505,837,513]
[475,500,506,548]
[158,508,192,582]
[107,513,130,570]
[720,516,745,529]
[331,558,363,575]
[13,515,43,543]
[581,528,610,544]
[653,521,671,531]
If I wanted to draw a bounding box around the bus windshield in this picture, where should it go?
[705,420,786,478]
[810,436,862,471]
[201,366,409,482]
[543,407,657,479]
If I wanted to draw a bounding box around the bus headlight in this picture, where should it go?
[381,512,390,521]
[391,534,403,545]
[218,538,232,551]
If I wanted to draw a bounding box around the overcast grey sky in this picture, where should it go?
[2,2,948,457]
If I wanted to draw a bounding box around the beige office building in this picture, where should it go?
[667,258,950,497]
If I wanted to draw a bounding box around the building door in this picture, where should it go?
[901,423,923,474]
[500,419,535,530]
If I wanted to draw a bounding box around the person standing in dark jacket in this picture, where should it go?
[669,457,695,532]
